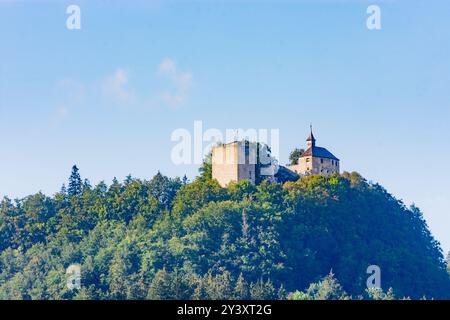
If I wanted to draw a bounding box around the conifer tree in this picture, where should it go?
[147,269,173,300]
[234,273,249,299]
[60,184,67,195]
[67,165,82,196]
[303,272,349,300]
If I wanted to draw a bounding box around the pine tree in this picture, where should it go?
[193,277,209,300]
[217,271,233,300]
[249,279,276,300]
[304,271,349,300]
[82,179,92,191]
[278,284,288,300]
[67,165,82,196]
[60,184,67,195]
[147,269,173,300]
[124,174,133,185]
[234,273,249,299]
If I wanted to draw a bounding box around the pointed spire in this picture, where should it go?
[306,124,316,148]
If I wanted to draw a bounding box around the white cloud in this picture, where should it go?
[52,79,85,122]
[101,69,135,105]
[159,58,177,74]
[56,106,69,119]
[53,59,193,115]
[158,58,193,107]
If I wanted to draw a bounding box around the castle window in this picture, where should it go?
[244,145,250,164]
[320,158,324,164]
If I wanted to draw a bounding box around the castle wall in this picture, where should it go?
[237,142,257,184]
[287,156,312,175]
[311,157,339,175]
[212,142,256,187]
[212,135,340,187]
[287,156,339,176]
[212,143,238,187]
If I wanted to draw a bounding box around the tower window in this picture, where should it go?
[321,158,324,164]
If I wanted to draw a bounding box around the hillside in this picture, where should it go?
[0,167,449,299]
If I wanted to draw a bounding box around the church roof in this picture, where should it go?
[301,146,339,161]
[306,131,315,142]
[306,125,316,142]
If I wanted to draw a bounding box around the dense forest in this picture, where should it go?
[0,164,449,300]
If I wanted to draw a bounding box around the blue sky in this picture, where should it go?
[0,0,449,253]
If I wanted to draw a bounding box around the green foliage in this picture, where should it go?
[198,152,213,181]
[227,180,257,201]
[68,165,82,197]
[172,179,227,218]
[365,287,396,300]
[289,148,304,165]
[0,168,449,300]
[249,278,277,300]
[234,273,249,299]
[288,272,349,300]
[147,268,198,300]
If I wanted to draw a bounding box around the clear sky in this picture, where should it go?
[1,0,449,253]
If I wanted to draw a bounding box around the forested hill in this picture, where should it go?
[0,166,449,300]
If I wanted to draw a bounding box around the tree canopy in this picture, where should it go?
[0,166,448,300]
[289,148,305,165]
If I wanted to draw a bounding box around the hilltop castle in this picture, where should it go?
[211,127,340,187]
[287,126,340,176]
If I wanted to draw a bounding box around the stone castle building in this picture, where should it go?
[211,127,339,187]
[287,127,340,176]
[211,141,257,187]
